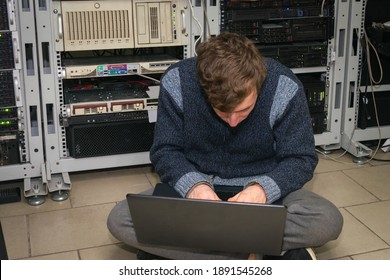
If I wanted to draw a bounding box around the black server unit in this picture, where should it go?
[298,73,327,134]
[220,0,334,134]
[62,76,158,159]
[65,111,155,158]
[358,90,390,129]
[358,0,390,129]
[0,0,20,166]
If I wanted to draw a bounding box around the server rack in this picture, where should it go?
[35,0,191,203]
[2,0,368,204]
[341,0,390,159]
[0,0,46,205]
[218,0,349,150]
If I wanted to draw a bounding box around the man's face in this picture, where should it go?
[212,89,258,127]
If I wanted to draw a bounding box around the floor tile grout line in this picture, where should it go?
[349,247,390,260]
[341,169,387,202]
[339,198,390,209]
[314,167,366,176]
[13,242,126,260]
[315,157,390,174]
[1,201,120,229]
[343,207,390,247]
[26,214,32,258]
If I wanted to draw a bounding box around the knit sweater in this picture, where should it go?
[150,57,318,203]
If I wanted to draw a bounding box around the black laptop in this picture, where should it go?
[127,183,287,255]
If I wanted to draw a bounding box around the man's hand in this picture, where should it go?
[228,184,267,204]
[187,184,221,201]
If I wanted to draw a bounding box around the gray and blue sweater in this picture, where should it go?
[150,57,318,203]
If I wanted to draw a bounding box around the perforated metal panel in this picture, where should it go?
[67,121,155,158]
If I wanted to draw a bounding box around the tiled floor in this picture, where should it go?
[1,149,390,260]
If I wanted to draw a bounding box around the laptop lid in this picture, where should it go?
[126,192,287,255]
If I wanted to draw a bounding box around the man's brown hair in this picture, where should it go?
[196,32,267,112]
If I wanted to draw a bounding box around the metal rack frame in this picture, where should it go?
[313,0,352,150]
[341,0,390,159]
[0,0,46,203]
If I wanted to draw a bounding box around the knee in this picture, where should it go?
[285,190,344,247]
[106,200,131,238]
[106,204,117,233]
[316,201,343,243]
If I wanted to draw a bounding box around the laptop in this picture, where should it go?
[127,184,287,255]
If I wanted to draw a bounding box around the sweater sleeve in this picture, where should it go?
[150,66,212,197]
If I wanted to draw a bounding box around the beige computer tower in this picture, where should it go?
[132,0,188,48]
[61,0,134,51]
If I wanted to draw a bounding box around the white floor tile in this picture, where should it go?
[314,209,388,260]
[1,153,390,260]
[346,201,390,244]
[304,171,378,207]
[28,203,117,256]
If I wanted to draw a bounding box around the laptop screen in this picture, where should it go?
[127,185,286,255]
